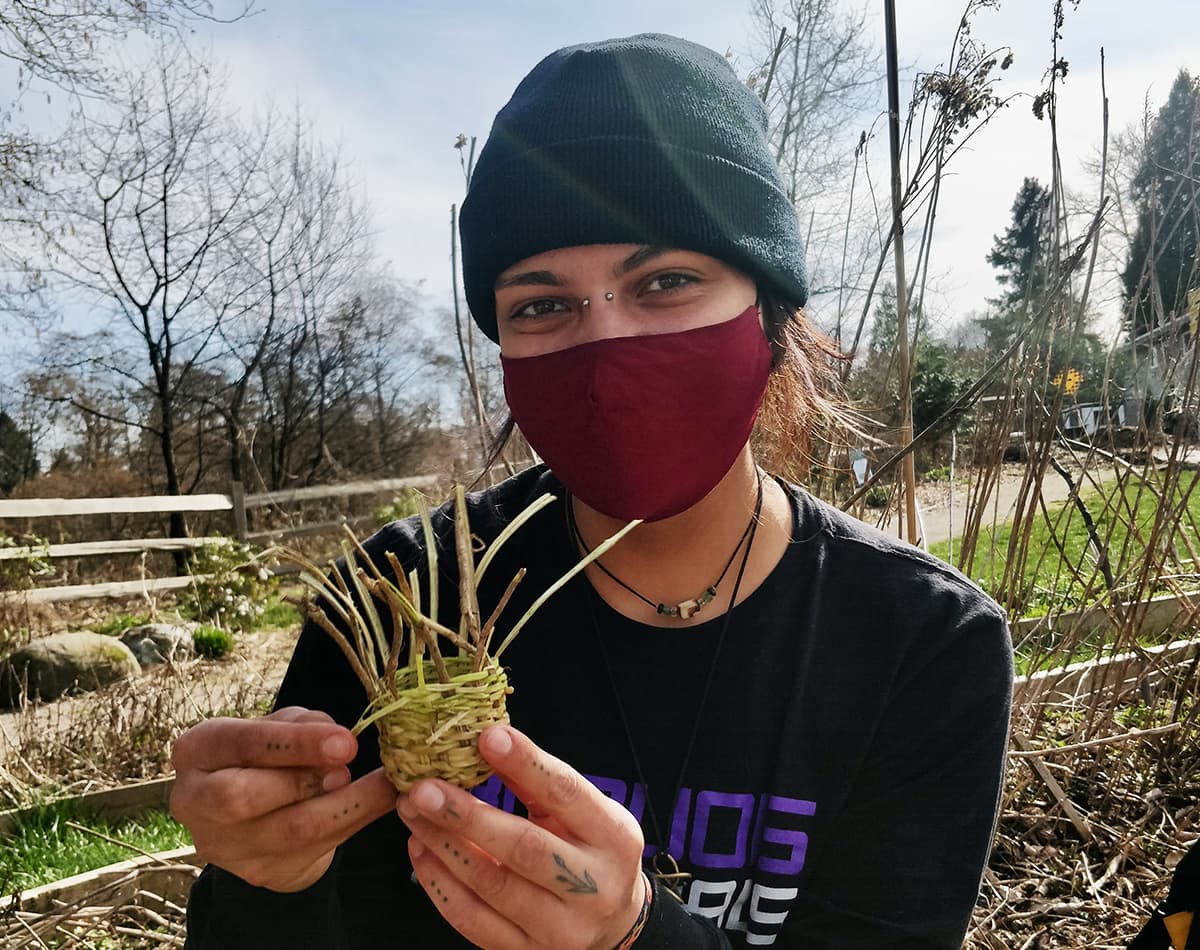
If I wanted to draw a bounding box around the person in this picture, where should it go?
[1129,840,1200,950]
[172,34,1012,949]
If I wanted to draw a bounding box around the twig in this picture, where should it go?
[476,568,525,671]
[1011,733,1094,842]
[1008,722,1181,758]
[454,485,482,650]
[302,603,376,695]
[61,821,185,867]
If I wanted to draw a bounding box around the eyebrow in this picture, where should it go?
[494,246,677,291]
[494,270,562,291]
[617,246,671,274]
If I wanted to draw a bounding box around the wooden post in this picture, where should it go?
[230,481,248,541]
[884,0,919,546]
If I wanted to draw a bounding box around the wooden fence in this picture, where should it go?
[0,475,439,604]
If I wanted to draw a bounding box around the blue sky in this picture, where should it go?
[34,1,1200,338]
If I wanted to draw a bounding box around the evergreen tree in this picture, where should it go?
[1122,69,1200,340]
[983,177,1051,351]
[0,411,39,495]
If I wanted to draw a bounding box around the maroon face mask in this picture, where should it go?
[500,305,772,522]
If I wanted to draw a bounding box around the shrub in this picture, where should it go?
[864,485,890,509]
[0,533,52,656]
[179,538,273,632]
[193,624,235,659]
[92,612,151,636]
[374,487,426,526]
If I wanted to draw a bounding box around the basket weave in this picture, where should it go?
[365,656,512,793]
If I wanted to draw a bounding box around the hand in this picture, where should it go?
[170,706,398,893]
[398,724,647,950]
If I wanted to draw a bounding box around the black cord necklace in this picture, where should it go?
[566,485,758,620]
[575,472,764,902]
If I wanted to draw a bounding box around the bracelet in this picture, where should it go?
[613,872,654,950]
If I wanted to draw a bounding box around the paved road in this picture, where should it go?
[869,463,1084,548]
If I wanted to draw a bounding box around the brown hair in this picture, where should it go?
[755,291,852,482]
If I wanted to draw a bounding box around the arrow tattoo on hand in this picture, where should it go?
[553,854,598,894]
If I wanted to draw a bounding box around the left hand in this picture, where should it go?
[398,724,647,950]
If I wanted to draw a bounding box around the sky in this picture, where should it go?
[17,0,1200,342]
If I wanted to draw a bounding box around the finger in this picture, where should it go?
[172,763,350,826]
[267,706,336,724]
[407,835,531,950]
[172,716,357,772]
[401,782,602,900]
[195,768,396,865]
[479,725,640,850]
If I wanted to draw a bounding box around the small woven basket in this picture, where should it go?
[273,485,637,795]
[365,656,512,792]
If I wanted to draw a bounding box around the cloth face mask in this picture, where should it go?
[501,304,773,522]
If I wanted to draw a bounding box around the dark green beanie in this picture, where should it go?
[459,33,809,343]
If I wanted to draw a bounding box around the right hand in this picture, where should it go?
[170,706,398,893]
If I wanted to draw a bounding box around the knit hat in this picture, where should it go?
[459,33,808,343]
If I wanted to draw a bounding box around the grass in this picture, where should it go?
[257,592,300,629]
[929,469,1200,675]
[91,612,152,637]
[932,469,1200,618]
[0,801,192,892]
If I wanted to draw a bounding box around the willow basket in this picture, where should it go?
[362,656,512,793]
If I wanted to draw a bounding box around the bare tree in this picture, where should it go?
[1,1,252,97]
[747,0,882,208]
[1,1,253,320]
[37,47,264,553]
[204,109,374,490]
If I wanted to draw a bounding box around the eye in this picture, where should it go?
[511,298,569,319]
[642,272,699,294]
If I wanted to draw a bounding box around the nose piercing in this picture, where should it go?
[582,298,590,307]
[605,292,614,301]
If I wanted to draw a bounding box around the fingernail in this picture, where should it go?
[412,783,445,813]
[321,769,349,793]
[482,726,513,757]
[409,836,425,859]
[321,734,355,761]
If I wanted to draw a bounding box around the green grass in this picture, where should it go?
[91,612,151,637]
[0,802,192,892]
[256,592,301,629]
[927,470,1200,675]
[931,470,1200,619]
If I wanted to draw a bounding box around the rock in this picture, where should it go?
[120,623,196,667]
[0,632,140,707]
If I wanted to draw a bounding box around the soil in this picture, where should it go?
[0,624,299,782]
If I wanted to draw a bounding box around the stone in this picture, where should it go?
[0,631,140,707]
[120,623,196,667]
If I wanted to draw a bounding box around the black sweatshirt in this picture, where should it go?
[185,466,1012,949]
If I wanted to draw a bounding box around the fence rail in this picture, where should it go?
[0,474,441,603]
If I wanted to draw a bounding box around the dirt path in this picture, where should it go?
[0,626,298,778]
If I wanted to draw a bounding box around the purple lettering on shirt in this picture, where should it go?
[756,796,816,875]
[471,774,502,808]
[689,791,755,869]
[586,775,627,803]
[669,788,691,859]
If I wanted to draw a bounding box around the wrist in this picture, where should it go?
[612,871,653,950]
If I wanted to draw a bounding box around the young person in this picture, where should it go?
[173,34,1012,949]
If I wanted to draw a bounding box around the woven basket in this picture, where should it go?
[365,655,512,793]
